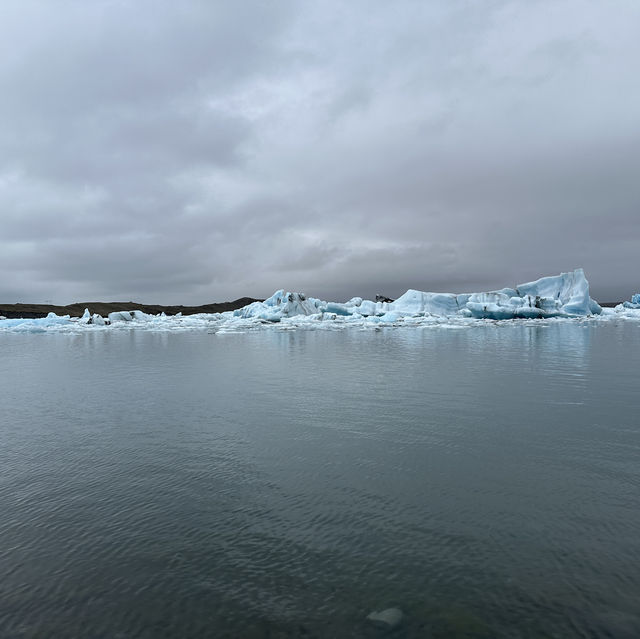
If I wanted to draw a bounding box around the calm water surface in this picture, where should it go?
[1,322,639,638]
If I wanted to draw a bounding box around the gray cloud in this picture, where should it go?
[1,0,639,305]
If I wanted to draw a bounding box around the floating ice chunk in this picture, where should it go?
[366,608,404,629]
[619,293,640,310]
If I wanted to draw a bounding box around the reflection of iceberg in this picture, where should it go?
[235,269,602,321]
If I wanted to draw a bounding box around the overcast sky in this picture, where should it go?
[1,0,638,304]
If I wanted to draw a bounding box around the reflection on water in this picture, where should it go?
[0,322,639,638]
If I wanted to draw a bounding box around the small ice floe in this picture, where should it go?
[366,607,404,629]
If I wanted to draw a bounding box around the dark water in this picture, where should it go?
[1,322,639,638]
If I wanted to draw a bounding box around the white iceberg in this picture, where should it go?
[0,312,73,332]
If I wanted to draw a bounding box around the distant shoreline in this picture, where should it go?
[0,298,261,319]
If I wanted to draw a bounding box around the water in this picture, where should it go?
[1,322,639,638]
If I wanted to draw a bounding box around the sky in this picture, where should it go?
[1,0,639,305]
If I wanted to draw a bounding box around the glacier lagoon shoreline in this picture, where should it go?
[1,268,639,333]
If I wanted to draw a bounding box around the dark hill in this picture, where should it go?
[0,297,260,319]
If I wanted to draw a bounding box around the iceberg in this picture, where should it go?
[0,312,73,332]
[615,292,640,311]
[404,268,601,319]
[233,269,602,322]
[233,290,326,321]
[366,608,404,629]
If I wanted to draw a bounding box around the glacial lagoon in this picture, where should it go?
[1,321,639,637]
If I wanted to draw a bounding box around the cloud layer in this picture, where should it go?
[1,0,639,304]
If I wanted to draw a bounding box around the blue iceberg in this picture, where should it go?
[618,293,640,310]
[235,269,602,322]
